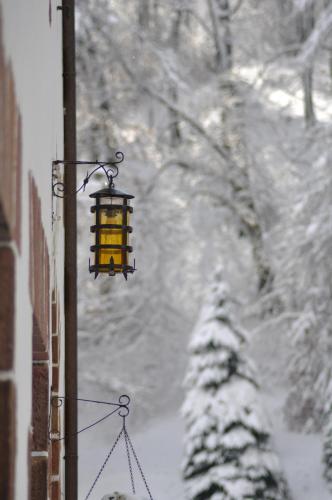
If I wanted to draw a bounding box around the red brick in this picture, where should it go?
[52,335,59,365]
[0,52,22,249]
[57,301,61,335]
[0,246,14,370]
[33,351,49,362]
[29,176,50,355]
[14,116,22,250]
[52,365,59,393]
[50,480,60,500]
[0,380,16,500]
[0,200,10,241]
[0,37,21,251]
[51,405,60,435]
[32,312,48,353]
[44,247,50,335]
[52,301,57,334]
[51,440,60,475]
[32,364,49,451]
[31,456,48,500]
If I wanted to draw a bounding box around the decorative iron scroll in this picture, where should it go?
[52,151,124,198]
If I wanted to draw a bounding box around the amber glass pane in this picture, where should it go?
[97,206,123,268]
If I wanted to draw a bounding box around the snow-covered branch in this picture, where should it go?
[297,3,332,66]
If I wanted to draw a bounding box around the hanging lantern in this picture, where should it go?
[89,185,135,279]
[52,154,136,280]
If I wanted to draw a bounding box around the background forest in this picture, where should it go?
[75,1,332,499]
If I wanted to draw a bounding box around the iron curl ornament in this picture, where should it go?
[52,153,136,280]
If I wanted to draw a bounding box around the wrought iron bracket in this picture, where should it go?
[49,394,131,442]
[52,152,124,198]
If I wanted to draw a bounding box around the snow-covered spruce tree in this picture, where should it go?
[182,274,289,500]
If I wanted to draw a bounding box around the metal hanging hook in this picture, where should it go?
[49,393,154,500]
[118,394,131,417]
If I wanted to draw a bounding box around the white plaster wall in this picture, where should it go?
[1,0,65,498]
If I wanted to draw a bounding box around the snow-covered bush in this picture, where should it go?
[274,149,332,487]
[182,274,289,500]
[101,492,148,500]
[284,308,327,432]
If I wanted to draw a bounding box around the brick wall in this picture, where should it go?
[0,11,21,251]
[0,8,21,500]
[29,174,52,500]
[50,289,62,500]
[29,177,63,500]
[29,175,50,354]
[0,380,16,500]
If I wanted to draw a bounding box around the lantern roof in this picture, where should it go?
[89,186,134,199]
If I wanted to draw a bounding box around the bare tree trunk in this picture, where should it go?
[138,0,150,29]
[323,0,332,93]
[208,0,232,71]
[151,0,162,40]
[248,221,274,293]
[169,86,181,147]
[278,0,292,16]
[169,9,183,147]
[302,68,315,125]
[220,78,274,294]
[297,5,316,126]
[329,52,332,92]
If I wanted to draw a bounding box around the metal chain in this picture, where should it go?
[52,394,154,500]
[124,427,154,500]
[123,418,136,495]
[84,428,124,500]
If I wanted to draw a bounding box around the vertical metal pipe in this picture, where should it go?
[62,1,78,499]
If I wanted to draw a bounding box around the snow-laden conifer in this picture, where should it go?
[182,274,289,500]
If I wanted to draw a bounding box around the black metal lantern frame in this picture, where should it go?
[52,152,136,279]
[89,186,134,279]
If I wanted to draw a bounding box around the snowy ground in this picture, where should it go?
[78,413,185,500]
[261,386,331,500]
[250,321,332,500]
[78,403,331,500]
[275,429,330,500]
